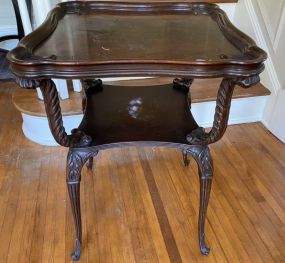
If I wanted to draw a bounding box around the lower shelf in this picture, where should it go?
[79,82,198,145]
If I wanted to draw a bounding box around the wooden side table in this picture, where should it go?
[7,2,267,261]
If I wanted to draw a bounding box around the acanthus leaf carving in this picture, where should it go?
[186,145,213,179]
[66,148,98,183]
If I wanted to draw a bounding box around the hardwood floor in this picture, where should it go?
[0,81,285,262]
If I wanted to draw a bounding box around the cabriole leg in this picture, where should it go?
[198,170,212,255]
[66,147,98,261]
[186,145,213,255]
[67,181,82,261]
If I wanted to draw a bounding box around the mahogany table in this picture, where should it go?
[7,1,267,261]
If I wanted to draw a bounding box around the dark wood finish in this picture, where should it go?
[2,82,285,262]
[39,79,71,147]
[8,2,266,79]
[79,81,199,145]
[90,0,239,2]
[7,2,267,261]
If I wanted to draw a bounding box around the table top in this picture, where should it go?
[8,1,267,79]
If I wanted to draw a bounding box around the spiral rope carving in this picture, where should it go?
[40,79,70,147]
[15,77,41,89]
[207,78,236,143]
[187,75,260,145]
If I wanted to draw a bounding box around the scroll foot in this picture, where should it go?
[71,239,81,261]
[200,241,210,255]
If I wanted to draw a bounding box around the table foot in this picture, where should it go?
[200,244,210,256]
[71,239,81,261]
[186,145,213,256]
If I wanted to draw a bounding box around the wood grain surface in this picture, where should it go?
[1,81,285,262]
[7,2,266,79]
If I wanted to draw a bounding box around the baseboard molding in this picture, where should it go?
[22,113,84,146]
[192,96,267,127]
[21,96,268,146]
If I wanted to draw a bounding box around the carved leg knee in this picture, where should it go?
[66,148,98,261]
[186,145,213,255]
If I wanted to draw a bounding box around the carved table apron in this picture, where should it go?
[8,2,267,261]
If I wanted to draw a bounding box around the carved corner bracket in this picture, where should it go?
[70,129,92,148]
[186,75,260,145]
[81,79,103,92]
[236,75,260,88]
[173,78,194,93]
[15,77,41,89]
[81,79,103,114]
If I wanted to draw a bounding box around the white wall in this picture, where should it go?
[233,0,285,142]
[0,0,17,49]
[0,0,16,28]
[0,0,16,37]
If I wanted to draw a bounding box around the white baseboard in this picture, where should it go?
[20,96,268,146]
[192,96,268,127]
[22,113,84,146]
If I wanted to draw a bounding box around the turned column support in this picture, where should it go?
[186,75,260,145]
